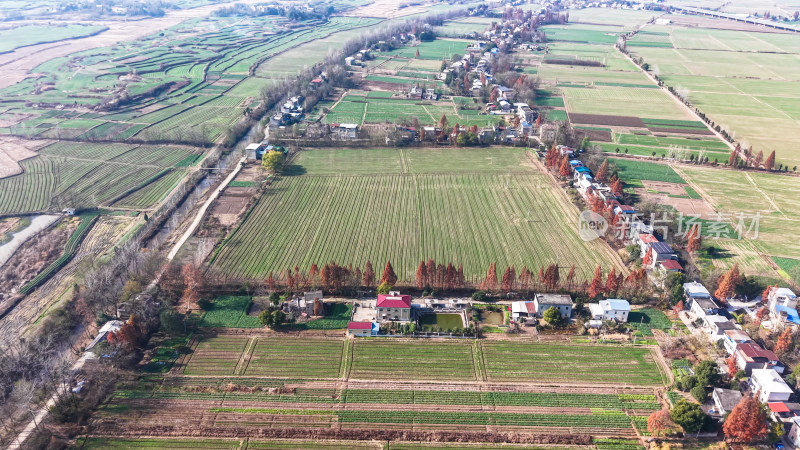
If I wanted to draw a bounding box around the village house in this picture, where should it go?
[712,388,742,417]
[538,123,556,142]
[511,301,537,319]
[683,282,719,318]
[767,286,800,326]
[376,291,412,322]
[657,259,683,274]
[329,123,359,140]
[734,342,784,375]
[646,242,677,269]
[85,320,125,352]
[703,315,737,337]
[789,417,800,448]
[635,233,659,256]
[533,293,573,319]
[723,329,752,355]
[768,401,800,424]
[347,321,377,337]
[587,299,631,322]
[750,368,793,403]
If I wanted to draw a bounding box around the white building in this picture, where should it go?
[788,416,800,448]
[750,369,794,403]
[533,293,573,319]
[587,299,630,322]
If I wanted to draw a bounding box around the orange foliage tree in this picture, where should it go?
[380,261,397,286]
[775,328,793,356]
[483,262,498,291]
[647,407,674,437]
[181,263,205,310]
[714,264,740,301]
[723,395,768,443]
[588,265,604,299]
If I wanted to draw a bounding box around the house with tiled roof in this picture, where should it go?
[735,342,784,375]
[376,292,412,322]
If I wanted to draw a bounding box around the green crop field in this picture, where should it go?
[181,335,665,386]
[628,25,800,166]
[626,308,672,336]
[94,335,664,442]
[208,148,625,283]
[384,38,472,60]
[0,142,198,214]
[197,296,262,328]
[608,158,686,187]
[482,342,665,385]
[673,165,800,271]
[0,24,108,53]
[562,86,694,120]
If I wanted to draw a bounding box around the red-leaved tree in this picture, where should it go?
[588,265,604,299]
[723,395,768,443]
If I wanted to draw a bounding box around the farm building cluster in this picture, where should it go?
[680,281,800,433]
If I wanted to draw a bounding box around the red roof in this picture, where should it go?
[377,294,411,308]
[769,402,790,413]
[660,260,683,271]
[639,234,659,243]
[737,342,779,361]
[348,321,373,330]
[525,302,537,314]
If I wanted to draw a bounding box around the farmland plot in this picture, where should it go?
[0,142,199,214]
[93,337,663,443]
[482,342,665,386]
[209,148,626,283]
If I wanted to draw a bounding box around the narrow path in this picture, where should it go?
[8,354,92,449]
[617,44,735,154]
[166,157,245,261]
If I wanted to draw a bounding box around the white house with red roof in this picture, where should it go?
[347,321,377,337]
[377,291,412,322]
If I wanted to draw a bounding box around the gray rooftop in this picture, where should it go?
[535,293,573,306]
[713,388,742,413]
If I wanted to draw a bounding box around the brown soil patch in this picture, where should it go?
[568,113,645,128]
[636,186,717,218]
[575,128,612,142]
[0,137,48,178]
[641,180,688,196]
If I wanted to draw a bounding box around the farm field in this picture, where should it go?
[77,437,592,449]
[0,141,201,214]
[89,335,664,443]
[0,24,108,53]
[628,23,800,166]
[0,16,382,147]
[323,93,498,128]
[179,335,666,386]
[674,165,800,260]
[208,147,626,283]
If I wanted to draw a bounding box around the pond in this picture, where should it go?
[418,313,464,331]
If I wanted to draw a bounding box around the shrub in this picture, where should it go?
[471,290,487,302]
[691,385,707,402]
